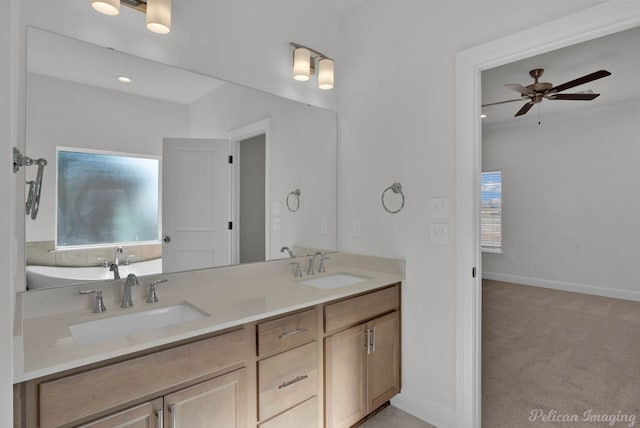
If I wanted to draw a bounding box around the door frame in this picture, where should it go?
[227,119,272,265]
[455,2,640,426]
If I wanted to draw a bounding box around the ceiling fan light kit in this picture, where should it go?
[483,68,611,117]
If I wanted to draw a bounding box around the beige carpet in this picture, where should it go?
[483,280,640,427]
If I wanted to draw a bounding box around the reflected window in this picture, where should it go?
[56,148,160,248]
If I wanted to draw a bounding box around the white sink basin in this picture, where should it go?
[69,303,208,345]
[301,273,368,289]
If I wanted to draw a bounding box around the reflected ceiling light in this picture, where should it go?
[118,76,132,83]
[91,0,171,34]
[290,42,334,90]
[481,114,487,118]
[92,0,120,15]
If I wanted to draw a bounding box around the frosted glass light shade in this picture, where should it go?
[318,58,334,90]
[146,0,172,34]
[92,0,120,16]
[293,48,311,81]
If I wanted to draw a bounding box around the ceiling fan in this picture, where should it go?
[483,68,611,117]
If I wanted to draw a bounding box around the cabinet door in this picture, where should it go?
[77,399,162,428]
[367,311,401,411]
[164,368,246,428]
[324,323,367,428]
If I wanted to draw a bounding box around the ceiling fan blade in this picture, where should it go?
[547,93,600,101]
[549,70,611,93]
[515,102,534,117]
[482,98,525,107]
[505,84,536,96]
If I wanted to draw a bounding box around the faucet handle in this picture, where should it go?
[318,254,329,273]
[124,254,135,265]
[146,279,168,303]
[79,289,107,313]
[290,262,302,278]
[97,257,110,267]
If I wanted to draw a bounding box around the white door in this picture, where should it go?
[162,138,231,273]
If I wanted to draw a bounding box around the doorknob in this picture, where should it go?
[163,236,171,243]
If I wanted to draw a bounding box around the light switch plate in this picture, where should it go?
[272,202,281,216]
[272,217,281,231]
[353,220,361,238]
[430,223,449,244]
[431,197,450,219]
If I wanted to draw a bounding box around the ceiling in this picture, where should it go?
[481,25,640,126]
[27,28,225,105]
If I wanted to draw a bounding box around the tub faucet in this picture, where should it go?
[280,246,295,258]
[109,263,120,280]
[114,246,123,266]
[121,273,139,308]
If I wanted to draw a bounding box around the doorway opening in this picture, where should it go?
[238,134,266,264]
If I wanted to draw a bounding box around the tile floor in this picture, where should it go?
[359,405,435,428]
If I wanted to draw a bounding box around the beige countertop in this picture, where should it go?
[13,252,404,383]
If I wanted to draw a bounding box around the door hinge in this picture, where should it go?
[228,155,233,164]
[228,221,233,230]
[472,267,477,278]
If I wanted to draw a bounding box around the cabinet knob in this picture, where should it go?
[163,235,172,243]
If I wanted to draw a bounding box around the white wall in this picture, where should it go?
[25,73,189,242]
[337,1,605,426]
[188,83,338,257]
[483,101,640,300]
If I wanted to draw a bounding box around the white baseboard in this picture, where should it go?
[482,272,640,302]
[392,389,456,428]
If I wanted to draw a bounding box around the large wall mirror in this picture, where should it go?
[23,27,338,291]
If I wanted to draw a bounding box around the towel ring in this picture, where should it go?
[381,182,405,214]
[287,188,301,212]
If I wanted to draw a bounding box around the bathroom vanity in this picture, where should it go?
[13,253,403,428]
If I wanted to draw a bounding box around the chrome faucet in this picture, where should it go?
[109,263,120,280]
[307,251,327,275]
[280,246,295,258]
[121,273,139,308]
[113,246,123,266]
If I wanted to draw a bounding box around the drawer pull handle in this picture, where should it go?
[156,409,164,428]
[278,374,308,389]
[279,327,307,339]
[371,327,376,353]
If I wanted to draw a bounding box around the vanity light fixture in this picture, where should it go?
[91,0,172,35]
[290,42,334,90]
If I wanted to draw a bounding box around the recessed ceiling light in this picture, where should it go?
[481,114,487,119]
[118,76,132,83]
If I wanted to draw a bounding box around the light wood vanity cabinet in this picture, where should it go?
[76,399,162,428]
[324,285,401,428]
[256,309,321,428]
[16,283,401,428]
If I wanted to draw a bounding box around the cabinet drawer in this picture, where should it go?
[39,329,246,428]
[257,309,318,356]
[259,396,319,428]
[258,341,318,421]
[324,285,400,333]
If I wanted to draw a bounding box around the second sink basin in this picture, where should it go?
[301,273,368,289]
[69,303,209,345]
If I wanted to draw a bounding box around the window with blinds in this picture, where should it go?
[481,171,502,252]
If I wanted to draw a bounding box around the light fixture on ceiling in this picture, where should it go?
[118,76,132,83]
[91,0,172,35]
[290,43,334,90]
